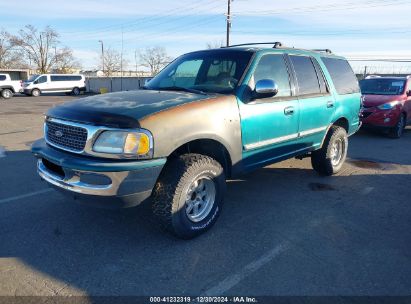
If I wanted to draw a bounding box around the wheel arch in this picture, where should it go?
[168,138,233,178]
[320,117,349,148]
[0,86,15,93]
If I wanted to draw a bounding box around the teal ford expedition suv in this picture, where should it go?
[32,42,361,239]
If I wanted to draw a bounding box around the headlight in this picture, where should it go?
[377,101,400,110]
[93,130,153,158]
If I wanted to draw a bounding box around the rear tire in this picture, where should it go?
[31,89,40,97]
[1,89,13,99]
[311,126,348,176]
[389,114,406,139]
[152,153,226,239]
[72,87,80,96]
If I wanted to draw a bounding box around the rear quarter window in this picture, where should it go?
[0,75,6,81]
[321,57,359,95]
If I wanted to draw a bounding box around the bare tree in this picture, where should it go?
[0,30,25,68]
[138,46,172,76]
[54,47,81,73]
[12,25,60,73]
[99,47,128,76]
[206,40,224,49]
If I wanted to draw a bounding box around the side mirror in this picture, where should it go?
[255,79,279,98]
[407,90,411,97]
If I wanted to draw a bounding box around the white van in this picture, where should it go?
[23,74,86,97]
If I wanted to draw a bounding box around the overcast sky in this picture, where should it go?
[1,0,410,71]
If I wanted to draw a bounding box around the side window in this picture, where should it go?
[321,57,360,95]
[252,54,292,98]
[289,55,321,96]
[0,75,6,81]
[36,76,47,84]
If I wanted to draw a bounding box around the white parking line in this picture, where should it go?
[0,189,53,205]
[202,243,289,296]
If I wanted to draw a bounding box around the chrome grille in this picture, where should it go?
[46,120,87,152]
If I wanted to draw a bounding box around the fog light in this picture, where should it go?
[384,118,391,123]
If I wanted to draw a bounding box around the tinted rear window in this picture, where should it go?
[51,75,82,81]
[321,58,359,95]
[289,55,321,96]
[0,75,6,81]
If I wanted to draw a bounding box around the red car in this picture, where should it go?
[360,76,411,138]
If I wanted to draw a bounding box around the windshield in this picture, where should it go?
[145,50,253,94]
[360,78,406,95]
[26,74,39,83]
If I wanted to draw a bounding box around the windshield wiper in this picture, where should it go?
[156,86,208,95]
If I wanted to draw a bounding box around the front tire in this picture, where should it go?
[152,154,226,239]
[1,89,13,99]
[31,89,40,97]
[72,87,80,96]
[311,126,348,176]
[389,114,406,139]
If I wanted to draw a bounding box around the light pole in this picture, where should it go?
[98,40,104,75]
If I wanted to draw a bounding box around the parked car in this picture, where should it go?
[32,43,361,238]
[23,74,86,97]
[0,73,23,99]
[360,76,411,138]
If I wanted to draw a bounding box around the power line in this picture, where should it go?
[61,0,222,36]
[232,0,409,15]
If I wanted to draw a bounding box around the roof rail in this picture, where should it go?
[312,49,333,54]
[222,42,284,49]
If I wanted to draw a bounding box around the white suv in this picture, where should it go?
[23,74,86,97]
[0,74,23,99]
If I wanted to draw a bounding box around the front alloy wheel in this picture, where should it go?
[185,177,216,223]
[389,114,406,139]
[152,153,226,239]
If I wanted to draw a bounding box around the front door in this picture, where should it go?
[238,53,301,171]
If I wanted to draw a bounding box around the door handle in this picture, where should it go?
[284,106,295,115]
[327,101,334,108]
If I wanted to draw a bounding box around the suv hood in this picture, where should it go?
[362,94,403,107]
[47,90,210,128]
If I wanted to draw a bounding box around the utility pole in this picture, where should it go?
[98,40,104,75]
[120,26,124,90]
[226,0,232,47]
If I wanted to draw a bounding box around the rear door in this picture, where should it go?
[238,53,301,170]
[288,55,335,147]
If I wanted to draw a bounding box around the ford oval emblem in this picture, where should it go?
[55,130,63,138]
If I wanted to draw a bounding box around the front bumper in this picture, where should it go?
[361,107,401,128]
[32,139,166,208]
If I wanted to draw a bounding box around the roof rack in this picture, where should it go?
[312,49,333,54]
[222,42,283,49]
[221,42,333,54]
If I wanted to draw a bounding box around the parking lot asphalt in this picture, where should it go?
[0,94,410,297]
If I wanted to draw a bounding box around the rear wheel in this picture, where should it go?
[1,89,13,99]
[72,87,80,96]
[311,126,348,176]
[389,114,406,139]
[31,89,40,97]
[152,153,226,239]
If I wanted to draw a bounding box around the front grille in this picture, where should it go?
[46,120,87,152]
